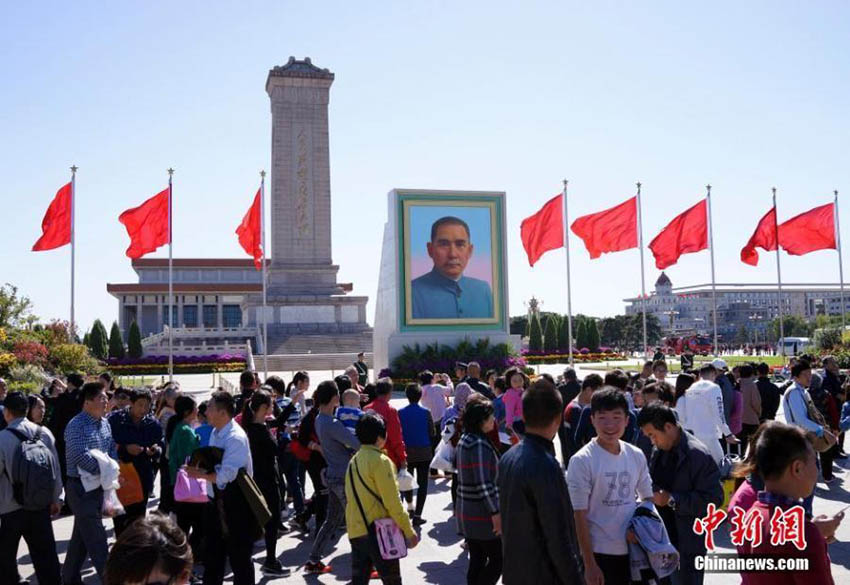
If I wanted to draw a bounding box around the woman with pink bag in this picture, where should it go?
[167,395,205,562]
[345,412,419,585]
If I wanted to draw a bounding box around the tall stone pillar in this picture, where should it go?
[245,58,371,354]
[266,57,339,293]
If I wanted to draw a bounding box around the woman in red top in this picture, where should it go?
[736,421,841,585]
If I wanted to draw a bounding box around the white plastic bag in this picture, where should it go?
[102,489,125,518]
[430,439,456,473]
[397,468,418,492]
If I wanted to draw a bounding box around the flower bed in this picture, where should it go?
[106,354,246,375]
[522,351,625,364]
[384,339,526,381]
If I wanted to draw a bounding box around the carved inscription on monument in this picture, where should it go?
[295,126,311,237]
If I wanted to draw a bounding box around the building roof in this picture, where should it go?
[131,258,270,269]
[106,282,355,295]
[623,282,850,302]
[107,283,263,294]
[655,272,672,287]
[267,57,334,80]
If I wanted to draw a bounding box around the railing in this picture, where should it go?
[143,342,251,357]
[142,325,258,349]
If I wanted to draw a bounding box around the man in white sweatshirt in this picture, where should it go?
[675,364,739,464]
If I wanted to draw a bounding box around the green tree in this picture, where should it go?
[82,331,90,348]
[88,319,109,360]
[770,315,813,340]
[575,319,587,350]
[587,319,600,351]
[108,321,125,359]
[528,314,543,351]
[0,283,34,329]
[127,321,143,359]
[559,315,573,351]
[543,314,559,352]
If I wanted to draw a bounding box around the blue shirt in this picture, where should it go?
[64,411,117,477]
[336,406,363,434]
[398,403,433,449]
[492,395,506,432]
[411,268,493,319]
[195,424,214,447]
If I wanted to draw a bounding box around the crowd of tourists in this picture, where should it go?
[0,352,846,584]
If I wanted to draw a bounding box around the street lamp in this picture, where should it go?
[749,314,764,350]
[663,310,680,333]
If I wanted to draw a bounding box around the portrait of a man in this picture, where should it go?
[411,216,493,319]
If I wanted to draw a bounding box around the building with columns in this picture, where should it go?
[625,272,850,341]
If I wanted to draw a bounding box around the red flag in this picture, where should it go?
[118,188,170,259]
[740,207,777,266]
[520,194,564,267]
[648,199,708,269]
[236,189,263,270]
[778,202,836,256]
[32,182,72,251]
[570,196,638,259]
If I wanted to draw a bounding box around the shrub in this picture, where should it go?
[41,320,73,349]
[88,319,109,360]
[814,327,842,352]
[108,321,126,359]
[50,343,99,374]
[128,321,143,359]
[587,319,600,352]
[0,352,15,375]
[543,315,559,352]
[528,315,543,351]
[8,363,48,385]
[8,381,38,394]
[387,339,524,380]
[12,340,49,366]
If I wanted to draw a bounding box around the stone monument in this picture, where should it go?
[243,57,371,355]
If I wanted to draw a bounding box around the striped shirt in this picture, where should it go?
[64,411,117,477]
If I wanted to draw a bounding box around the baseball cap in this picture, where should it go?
[711,358,728,370]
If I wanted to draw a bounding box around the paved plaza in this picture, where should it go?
[14,365,850,583]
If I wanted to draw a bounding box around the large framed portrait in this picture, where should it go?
[398,191,506,330]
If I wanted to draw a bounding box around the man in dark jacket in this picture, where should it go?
[465,362,494,399]
[498,379,583,585]
[756,362,781,421]
[823,356,848,457]
[638,403,723,585]
[108,388,163,535]
[47,372,85,491]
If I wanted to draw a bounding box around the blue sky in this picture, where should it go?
[2,1,850,332]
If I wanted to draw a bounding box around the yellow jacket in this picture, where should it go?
[344,445,415,540]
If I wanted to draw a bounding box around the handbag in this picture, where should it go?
[173,467,209,503]
[786,387,838,453]
[348,459,408,561]
[235,469,272,528]
[116,462,144,506]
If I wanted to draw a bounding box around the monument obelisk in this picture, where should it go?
[246,57,371,355]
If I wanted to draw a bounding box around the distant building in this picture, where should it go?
[624,272,850,341]
[106,257,358,355]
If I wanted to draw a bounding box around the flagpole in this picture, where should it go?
[636,182,648,359]
[706,185,719,354]
[773,187,785,357]
[167,168,174,382]
[562,179,574,366]
[835,189,846,332]
[261,170,268,380]
[70,165,77,340]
